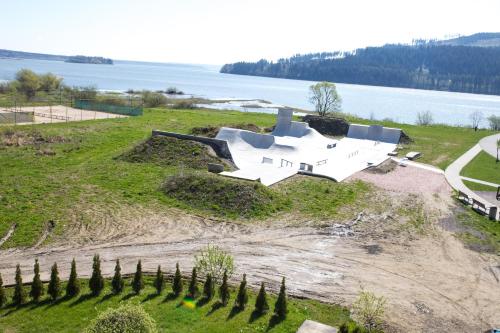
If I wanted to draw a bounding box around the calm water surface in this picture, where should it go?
[1,58,499,127]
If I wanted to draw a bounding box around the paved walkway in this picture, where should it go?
[479,133,500,159]
[460,176,500,188]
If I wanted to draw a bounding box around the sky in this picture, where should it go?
[1,0,500,65]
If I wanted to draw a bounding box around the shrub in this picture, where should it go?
[166,87,184,95]
[273,277,287,319]
[255,282,269,315]
[16,69,40,100]
[84,304,158,333]
[234,274,248,310]
[351,289,386,332]
[132,260,144,295]
[12,264,26,306]
[339,323,349,333]
[488,115,500,131]
[66,258,80,297]
[30,259,44,302]
[112,259,125,294]
[154,265,164,295]
[72,86,98,100]
[202,274,214,300]
[141,90,167,108]
[219,270,230,306]
[89,254,104,296]
[39,73,62,92]
[0,273,6,307]
[172,263,183,296]
[415,110,434,126]
[172,100,195,109]
[188,267,199,298]
[47,263,61,301]
[195,244,234,284]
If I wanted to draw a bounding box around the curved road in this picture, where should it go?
[444,132,500,218]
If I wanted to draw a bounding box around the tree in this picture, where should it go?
[188,267,199,298]
[89,254,104,296]
[273,277,287,319]
[84,304,158,333]
[308,82,342,117]
[132,260,144,295]
[16,69,40,100]
[488,115,500,131]
[13,264,26,306]
[153,265,164,295]
[111,259,124,294]
[234,274,248,310]
[0,273,7,307]
[194,244,234,284]
[47,263,61,301]
[39,73,62,93]
[255,282,269,315]
[219,270,230,306]
[416,111,433,126]
[470,111,483,131]
[66,258,80,297]
[30,259,44,302]
[203,274,214,300]
[351,289,386,333]
[172,263,183,296]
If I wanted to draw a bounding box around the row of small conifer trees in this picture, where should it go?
[0,254,287,319]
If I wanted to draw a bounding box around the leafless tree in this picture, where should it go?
[469,111,483,131]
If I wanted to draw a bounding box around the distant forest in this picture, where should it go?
[221,43,500,95]
[0,49,113,65]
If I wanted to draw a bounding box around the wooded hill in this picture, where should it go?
[221,34,500,95]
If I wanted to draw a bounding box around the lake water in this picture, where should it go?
[1,58,500,127]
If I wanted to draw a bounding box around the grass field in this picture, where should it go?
[0,107,495,248]
[460,151,500,190]
[0,277,355,333]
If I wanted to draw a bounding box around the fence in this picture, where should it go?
[74,99,143,116]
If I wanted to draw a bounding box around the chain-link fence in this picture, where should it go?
[74,99,143,116]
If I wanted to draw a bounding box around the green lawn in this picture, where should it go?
[460,151,500,190]
[0,277,354,333]
[0,107,494,248]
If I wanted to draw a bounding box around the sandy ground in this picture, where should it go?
[0,105,126,124]
[0,165,499,332]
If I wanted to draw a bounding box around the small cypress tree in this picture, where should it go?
[188,267,199,298]
[66,258,80,298]
[47,263,61,301]
[234,274,248,309]
[30,259,44,302]
[12,264,26,306]
[273,277,287,319]
[132,260,144,294]
[339,323,349,333]
[255,282,269,314]
[89,254,104,296]
[219,270,230,306]
[0,273,7,308]
[111,259,124,294]
[203,274,214,300]
[153,265,164,295]
[172,263,183,296]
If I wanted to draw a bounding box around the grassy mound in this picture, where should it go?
[162,173,290,218]
[119,136,225,169]
[191,123,261,138]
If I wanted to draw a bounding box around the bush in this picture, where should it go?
[89,254,104,296]
[39,73,62,92]
[142,90,167,108]
[273,277,287,319]
[12,264,26,306]
[351,289,386,332]
[84,304,158,333]
[16,69,40,100]
[72,86,98,100]
[30,259,44,302]
[47,263,61,301]
[154,265,164,295]
[172,263,183,296]
[234,274,248,310]
[112,259,125,294]
[416,111,434,126]
[172,100,195,109]
[195,244,234,284]
[66,258,80,297]
[487,115,500,131]
[132,260,144,295]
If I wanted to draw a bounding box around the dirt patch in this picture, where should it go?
[0,128,68,147]
[190,123,261,138]
[162,172,290,218]
[366,159,398,174]
[118,136,230,169]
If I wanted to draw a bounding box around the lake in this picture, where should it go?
[1,58,500,127]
